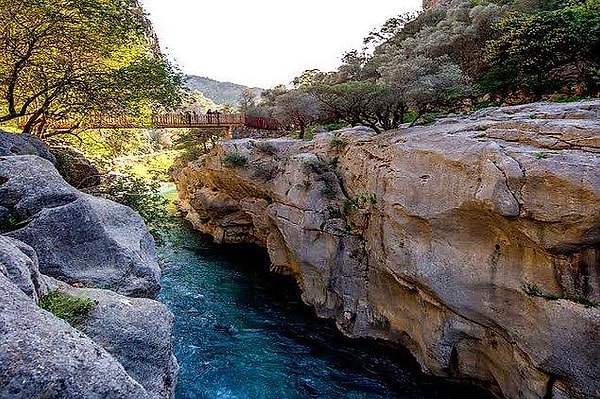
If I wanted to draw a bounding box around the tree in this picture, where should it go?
[259,85,288,106]
[309,80,409,133]
[0,0,181,136]
[379,55,471,124]
[238,87,256,113]
[483,2,600,97]
[274,91,323,139]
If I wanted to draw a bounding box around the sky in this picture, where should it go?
[140,0,422,89]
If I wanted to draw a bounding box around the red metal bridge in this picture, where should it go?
[19,113,279,133]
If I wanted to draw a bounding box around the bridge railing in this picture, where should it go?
[17,113,281,131]
[152,113,246,128]
[244,116,280,130]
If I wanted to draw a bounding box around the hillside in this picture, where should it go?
[184,75,263,106]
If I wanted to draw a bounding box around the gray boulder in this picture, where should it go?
[0,273,151,399]
[0,130,55,163]
[1,156,161,298]
[51,145,101,188]
[0,236,48,301]
[49,279,178,399]
[0,156,79,219]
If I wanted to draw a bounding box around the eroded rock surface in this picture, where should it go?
[0,262,151,398]
[0,155,161,297]
[0,139,177,398]
[173,100,600,399]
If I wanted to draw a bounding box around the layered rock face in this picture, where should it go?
[0,136,177,398]
[173,101,600,399]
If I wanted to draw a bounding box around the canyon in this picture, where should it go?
[173,100,600,399]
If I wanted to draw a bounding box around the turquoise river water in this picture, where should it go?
[157,218,495,399]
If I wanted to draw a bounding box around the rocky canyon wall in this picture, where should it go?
[173,101,600,399]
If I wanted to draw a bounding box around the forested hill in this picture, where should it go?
[184,75,263,106]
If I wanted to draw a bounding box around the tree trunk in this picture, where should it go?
[298,120,306,139]
[409,110,424,127]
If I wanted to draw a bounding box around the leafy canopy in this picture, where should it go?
[0,0,181,136]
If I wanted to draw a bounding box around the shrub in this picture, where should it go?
[252,162,280,181]
[222,151,249,168]
[39,290,95,327]
[329,136,348,150]
[99,172,173,244]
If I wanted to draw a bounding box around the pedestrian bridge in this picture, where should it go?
[19,113,279,133]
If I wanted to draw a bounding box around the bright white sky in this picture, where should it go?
[140,0,422,88]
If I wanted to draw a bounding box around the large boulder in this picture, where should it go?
[48,279,179,399]
[51,145,101,188]
[173,100,600,399]
[0,156,161,298]
[0,273,151,398]
[0,236,48,301]
[0,130,55,163]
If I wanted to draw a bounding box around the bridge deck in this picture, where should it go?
[18,113,279,131]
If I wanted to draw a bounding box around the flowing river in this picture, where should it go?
[157,186,493,399]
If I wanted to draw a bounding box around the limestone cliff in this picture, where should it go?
[173,100,600,399]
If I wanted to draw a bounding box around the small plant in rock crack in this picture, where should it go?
[325,205,342,219]
[222,151,249,168]
[329,136,347,150]
[343,192,377,216]
[522,282,598,308]
[349,240,369,264]
[39,290,96,328]
[533,151,548,160]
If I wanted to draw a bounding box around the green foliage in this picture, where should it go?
[483,1,600,96]
[522,282,598,307]
[0,0,181,136]
[533,151,549,159]
[349,240,369,264]
[222,151,249,168]
[174,128,224,163]
[113,151,180,182]
[343,193,377,216]
[39,290,95,327]
[274,90,324,139]
[329,136,348,150]
[99,172,173,243]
